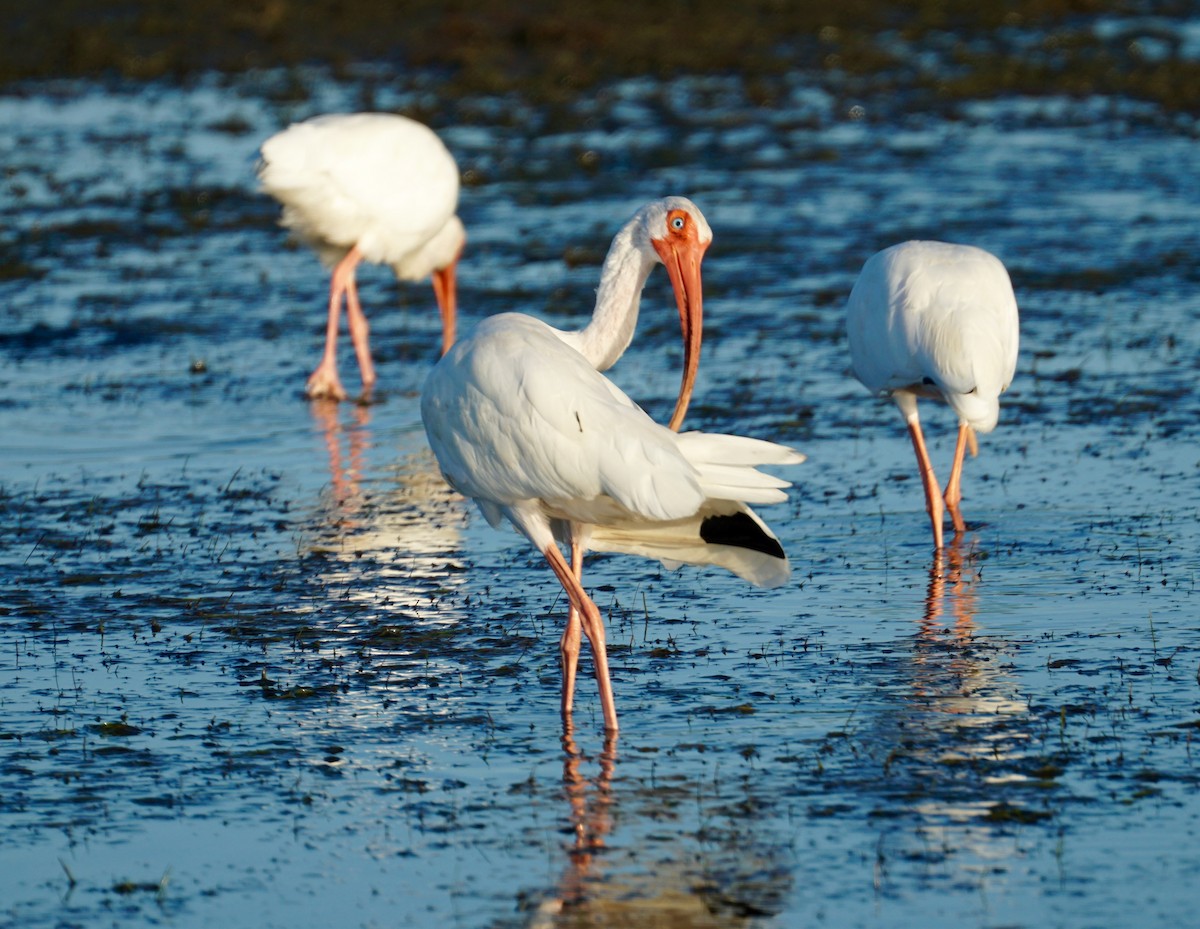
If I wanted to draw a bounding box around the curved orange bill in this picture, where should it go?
[654,238,705,431]
[431,257,459,356]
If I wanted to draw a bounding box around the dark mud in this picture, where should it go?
[6,0,1200,120]
[2,4,1200,929]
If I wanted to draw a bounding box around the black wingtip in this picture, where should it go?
[699,512,785,559]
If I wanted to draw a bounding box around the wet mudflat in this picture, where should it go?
[3,14,1200,929]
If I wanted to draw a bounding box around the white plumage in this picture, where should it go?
[259,112,465,400]
[421,198,803,732]
[846,240,1020,549]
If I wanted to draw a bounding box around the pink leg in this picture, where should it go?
[344,275,376,393]
[305,246,363,401]
[559,540,584,717]
[906,414,945,550]
[544,544,618,733]
[943,423,972,536]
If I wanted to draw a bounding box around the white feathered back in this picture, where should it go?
[258,113,463,278]
[847,240,1019,433]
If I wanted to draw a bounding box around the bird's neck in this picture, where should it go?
[561,224,656,372]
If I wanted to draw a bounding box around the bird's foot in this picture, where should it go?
[305,366,348,401]
[927,498,945,551]
[356,372,377,404]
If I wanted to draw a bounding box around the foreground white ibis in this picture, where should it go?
[421,197,803,732]
[846,240,1020,549]
[258,113,465,400]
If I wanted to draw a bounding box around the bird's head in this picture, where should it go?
[637,197,712,431]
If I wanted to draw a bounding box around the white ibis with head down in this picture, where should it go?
[259,112,465,400]
[846,240,1019,549]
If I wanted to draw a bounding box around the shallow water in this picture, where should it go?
[2,54,1199,929]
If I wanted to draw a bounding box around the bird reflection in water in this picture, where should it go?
[920,537,981,639]
[311,398,372,520]
[520,728,783,929]
[876,539,1035,861]
[857,539,1039,902]
[907,537,1029,739]
[550,726,619,916]
[306,400,467,623]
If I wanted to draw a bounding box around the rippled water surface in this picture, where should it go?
[2,44,1199,929]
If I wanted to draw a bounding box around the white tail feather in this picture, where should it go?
[676,431,806,467]
[694,462,791,505]
[675,432,803,508]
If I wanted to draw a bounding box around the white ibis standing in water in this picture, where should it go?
[258,113,465,400]
[421,197,803,733]
[846,240,1020,549]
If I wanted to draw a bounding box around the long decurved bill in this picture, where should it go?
[654,235,707,431]
[431,258,459,356]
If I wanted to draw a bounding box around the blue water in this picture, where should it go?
[1,62,1198,929]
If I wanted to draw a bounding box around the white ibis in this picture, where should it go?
[421,197,803,733]
[258,112,465,400]
[846,240,1020,549]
